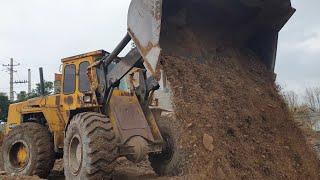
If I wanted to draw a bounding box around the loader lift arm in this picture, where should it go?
[93,33,159,113]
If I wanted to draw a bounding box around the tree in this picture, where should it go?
[282,90,299,113]
[29,81,54,97]
[304,87,320,112]
[16,81,54,102]
[37,81,53,95]
[0,93,9,121]
[17,91,28,102]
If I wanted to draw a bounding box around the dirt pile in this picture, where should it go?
[161,49,320,179]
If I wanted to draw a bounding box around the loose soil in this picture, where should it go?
[160,50,320,179]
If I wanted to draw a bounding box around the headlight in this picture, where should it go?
[83,95,92,103]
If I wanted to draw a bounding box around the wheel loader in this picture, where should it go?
[1,0,295,179]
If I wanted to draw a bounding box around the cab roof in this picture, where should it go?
[61,50,107,63]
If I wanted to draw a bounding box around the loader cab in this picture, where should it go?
[60,50,107,110]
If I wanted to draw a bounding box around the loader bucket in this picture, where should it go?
[128,0,295,77]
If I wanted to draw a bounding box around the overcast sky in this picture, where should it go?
[0,0,319,98]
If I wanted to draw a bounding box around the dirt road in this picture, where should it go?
[0,158,184,180]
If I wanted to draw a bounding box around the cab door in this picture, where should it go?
[61,62,78,110]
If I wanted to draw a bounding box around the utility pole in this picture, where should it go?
[2,58,20,101]
[28,69,31,94]
[9,58,14,101]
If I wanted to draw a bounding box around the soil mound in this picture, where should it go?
[161,49,320,179]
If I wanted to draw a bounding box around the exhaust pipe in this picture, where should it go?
[39,67,45,96]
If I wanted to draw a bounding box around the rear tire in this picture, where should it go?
[64,112,118,180]
[2,122,55,178]
[149,116,184,176]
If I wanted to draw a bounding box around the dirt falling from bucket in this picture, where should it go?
[161,48,320,179]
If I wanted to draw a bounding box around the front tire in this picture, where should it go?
[64,112,119,180]
[149,116,185,176]
[2,122,55,178]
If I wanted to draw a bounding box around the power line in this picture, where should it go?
[14,71,22,81]
[0,57,30,69]
[1,57,33,97]
[0,87,9,90]
[0,56,11,59]
[0,59,8,64]
[13,64,32,94]
[16,62,30,70]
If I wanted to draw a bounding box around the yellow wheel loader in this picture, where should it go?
[2,0,295,179]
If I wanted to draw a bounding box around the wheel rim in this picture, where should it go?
[69,135,83,175]
[9,141,29,170]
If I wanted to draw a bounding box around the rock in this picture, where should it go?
[187,122,194,128]
[203,133,214,151]
[0,171,6,175]
[193,144,197,148]
[268,104,274,108]
[216,167,226,179]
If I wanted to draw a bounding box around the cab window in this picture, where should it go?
[79,61,90,92]
[107,62,129,91]
[63,64,76,94]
